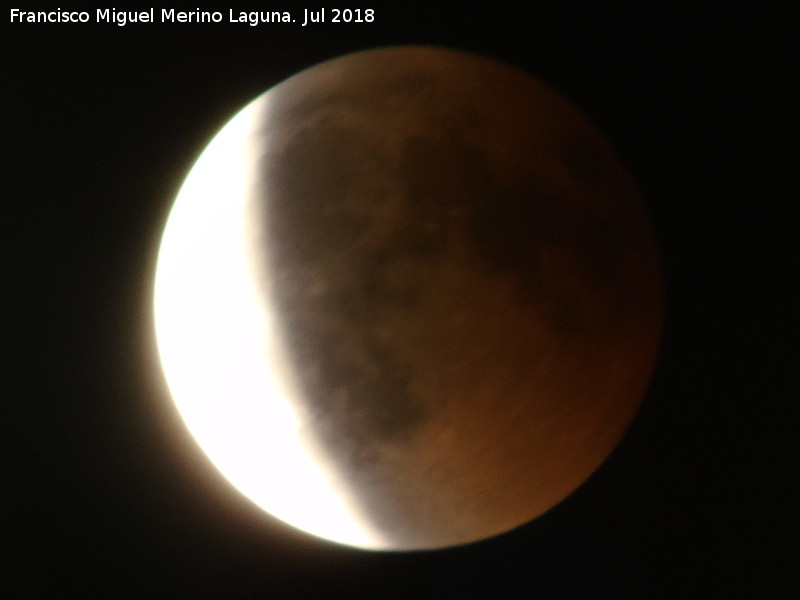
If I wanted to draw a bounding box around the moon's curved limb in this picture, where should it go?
[154,96,386,549]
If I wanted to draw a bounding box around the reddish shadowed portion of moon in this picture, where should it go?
[155,46,662,551]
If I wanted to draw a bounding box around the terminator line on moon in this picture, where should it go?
[154,46,663,551]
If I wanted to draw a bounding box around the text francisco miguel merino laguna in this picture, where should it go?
[9,8,376,27]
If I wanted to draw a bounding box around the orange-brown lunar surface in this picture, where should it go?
[157,46,663,551]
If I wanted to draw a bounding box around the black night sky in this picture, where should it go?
[4,4,798,597]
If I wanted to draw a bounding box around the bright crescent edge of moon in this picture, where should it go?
[154,94,388,549]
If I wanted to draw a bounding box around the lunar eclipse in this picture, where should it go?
[154,46,663,551]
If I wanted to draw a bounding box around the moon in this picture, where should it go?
[154,46,662,551]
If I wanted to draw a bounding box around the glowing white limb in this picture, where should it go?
[154,97,383,549]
